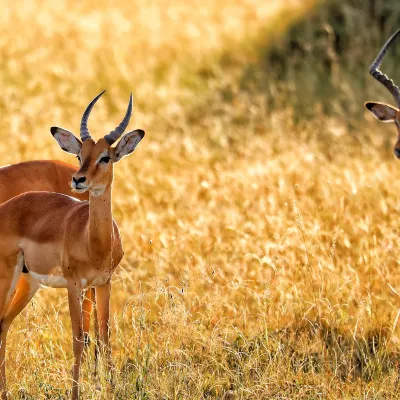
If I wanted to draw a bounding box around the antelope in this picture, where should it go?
[365,28,400,157]
[0,90,145,399]
[0,160,88,203]
[0,161,99,349]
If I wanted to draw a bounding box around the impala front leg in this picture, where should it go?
[95,282,113,376]
[67,281,84,400]
[82,288,95,348]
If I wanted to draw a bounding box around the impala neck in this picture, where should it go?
[88,183,113,259]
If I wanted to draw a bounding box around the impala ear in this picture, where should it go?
[112,129,145,162]
[50,127,82,155]
[365,102,398,122]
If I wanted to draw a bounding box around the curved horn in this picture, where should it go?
[80,90,106,141]
[104,93,133,145]
[370,29,400,107]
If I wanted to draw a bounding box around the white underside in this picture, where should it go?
[90,276,109,287]
[29,272,68,288]
[28,272,109,289]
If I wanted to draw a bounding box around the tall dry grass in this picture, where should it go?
[1,0,400,398]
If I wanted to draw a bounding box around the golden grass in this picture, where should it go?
[2,0,400,398]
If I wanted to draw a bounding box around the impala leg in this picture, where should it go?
[96,282,111,354]
[0,274,39,399]
[67,281,84,400]
[3,274,39,326]
[0,277,13,400]
[82,288,94,348]
[0,259,29,400]
[95,282,113,382]
[0,324,8,400]
[92,289,100,377]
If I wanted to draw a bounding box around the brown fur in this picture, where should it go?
[0,191,123,277]
[0,160,96,364]
[0,160,88,203]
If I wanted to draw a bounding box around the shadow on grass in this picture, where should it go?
[240,0,400,121]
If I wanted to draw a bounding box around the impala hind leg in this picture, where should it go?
[3,273,40,325]
[0,279,14,400]
[0,256,28,400]
[81,289,101,377]
[82,288,100,373]
[0,253,35,400]
[0,273,39,397]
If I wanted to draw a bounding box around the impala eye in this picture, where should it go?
[100,156,111,164]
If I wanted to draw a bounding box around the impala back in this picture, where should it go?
[0,160,88,203]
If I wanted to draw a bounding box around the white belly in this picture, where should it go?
[30,271,68,288]
[29,272,110,289]
[90,276,109,287]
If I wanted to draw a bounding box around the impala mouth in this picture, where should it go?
[74,187,88,194]
[71,182,89,193]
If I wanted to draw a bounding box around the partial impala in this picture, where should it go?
[0,160,87,203]
[0,90,145,399]
[365,28,400,157]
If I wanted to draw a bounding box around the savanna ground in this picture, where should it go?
[2,0,400,398]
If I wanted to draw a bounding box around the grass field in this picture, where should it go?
[3,0,400,398]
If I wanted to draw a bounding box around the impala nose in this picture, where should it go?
[395,148,400,159]
[73,176,86,184]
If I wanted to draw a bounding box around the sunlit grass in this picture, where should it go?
[1,0,400,398]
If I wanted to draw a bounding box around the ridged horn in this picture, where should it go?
[104,93,133,145]
[370,29,400,107]
[80,90,106,141]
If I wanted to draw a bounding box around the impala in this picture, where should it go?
[0,90,145,399]
[0,160,87,203]
[365,28,400,157]
[0,161,98,350]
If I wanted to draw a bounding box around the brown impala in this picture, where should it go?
[365,29,400,157]
[0,160,87,204]
[0,90,145,399]
[0,161,99,351]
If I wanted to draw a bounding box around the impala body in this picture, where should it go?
[0,160,97,349]
[0,191,123,288]
[0,91,144,400]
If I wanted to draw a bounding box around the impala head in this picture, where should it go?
[365,29,400,158]
[50,90,145,195]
